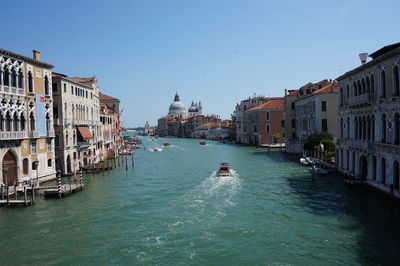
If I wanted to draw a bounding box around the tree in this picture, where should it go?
[272,133,281,143]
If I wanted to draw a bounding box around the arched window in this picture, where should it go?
[11,68,17,87]
[371,75,375,93]
[20,114,25,131]
[18,69,24,89]
[362,78,366,94]
[381,114,387,143]
[44,75,49,95]
[28,71,33,92]
[13,113,19,131]
[46,113,51,132]
[367,116,371,140]
[353,82,357,96]
[30,112,35,131]
[5,111,12,131]
[66,131,69,146]
[394,113,400,145]
[3,68,10,86]
[394,65,400,96]
[53,104,59,119]
[354,117,358,139]
[366,77,370,93]
[347,117,350,139]
[340,87,343,106]
[380,70,386,98]
[357,80,361,95]
[371,115,375,141]
[0,113,4,131]
[346,85,350,98]
[340,118,344,137]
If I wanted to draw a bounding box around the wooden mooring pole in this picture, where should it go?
[31,184,35,204]
[125,156,128,171]
[131,153,134,168]
[57,171,62,198]
[24,186,27,206]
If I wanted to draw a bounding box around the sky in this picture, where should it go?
[3,0,400,127]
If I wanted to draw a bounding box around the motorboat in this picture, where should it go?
[300,157,313,166]
[218,163,230,177]
[199,141,207,145]
[152,147,162,152]
[163,142,170,146]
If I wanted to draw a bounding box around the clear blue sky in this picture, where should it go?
[4,0,400,127]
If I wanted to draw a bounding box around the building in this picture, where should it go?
[51,73,100,174]
[245,98,285,145]
[235,96,284,145]
[0,49,56,187]
[336,43,400,197]
[284,80,337,154]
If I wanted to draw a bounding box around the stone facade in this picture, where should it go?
[336,43,400,198]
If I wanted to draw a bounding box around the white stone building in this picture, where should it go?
[52,73,100,174]
[336,43,400,198]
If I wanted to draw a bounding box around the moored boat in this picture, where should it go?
[218,163,230,176]
[199,141,206,145]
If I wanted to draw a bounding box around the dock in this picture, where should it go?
[44,184,84,198]
[0,185,35,207]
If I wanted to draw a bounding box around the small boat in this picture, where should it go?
[163,142,170,146]
[199,141,207,145]
[300,157,313,166]
[152,147,162,152]
[218,163,230,177]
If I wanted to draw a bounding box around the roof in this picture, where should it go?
[69,77,96,84]
[246,99,284,111]
[199,122,219,127]
[99,93,120,102]
[313,83,338,94]
[287,90,298,96]
[0,48,54,69]
[52,72,67,78]
[369,42,400,59]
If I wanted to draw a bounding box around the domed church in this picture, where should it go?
[167,92,202,118]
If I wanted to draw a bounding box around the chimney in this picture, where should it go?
[285,89,287,96]
[359,53,368,64]
[33,50,41,61]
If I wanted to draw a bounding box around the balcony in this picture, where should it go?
[64,119,72,125]
[77,141,91,150]
[0,131,27,140]
[348,93,374,108]
[29,131,39,138]
[375,143,400,154]
[47,131,55,137]
[348,140,375,153]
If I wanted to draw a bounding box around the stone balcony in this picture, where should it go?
[337,138,375,153]
[29,131,39,138]
[348,93,375,108]
[0,131,27,140]
[375,142,400,154]
[0,85,24,96]
[47,131,55,137]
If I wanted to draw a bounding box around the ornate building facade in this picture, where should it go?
[0,49,56,187]
[336,43,400,198]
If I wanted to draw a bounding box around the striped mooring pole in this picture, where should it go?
[80,168,84,187]
[57,170,62,198]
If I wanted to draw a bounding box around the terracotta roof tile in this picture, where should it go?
[69,77,96,84]
[100,93,120,101]
[246,99,284,111]
[314,83,338,94]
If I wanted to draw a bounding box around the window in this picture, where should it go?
[23,158,29,175]
[28,71,33,92]
[32,161,38,170]
[253,125,257,133]
[86,91,88,98]
[71,85,74,94]
[291,119,296,128]
[91,92,93,99]
[291,102,295,109]
[321,101,327,111]
[394,66,400,96]
[322,119,328,132]
[64,83,67,93]
[266,112,270,120]
[381,70,386,98]
[52,82,57,93]
[18,69,24,89]
[55,135,60,148]
[44,75,49,95]
[281,120,285,127]
[47,139,52,152]
[266,125,270,132]
[31,142,37,154]
[47,159,52,167]
[292,132,296,139]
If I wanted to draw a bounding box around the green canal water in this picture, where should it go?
[1,136,400,265]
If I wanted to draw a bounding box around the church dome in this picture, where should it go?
[169,101,185,111]
[188,105,198,112]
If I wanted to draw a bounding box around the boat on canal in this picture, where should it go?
[199,141,207,145]
[217,163,230,176]
[163,142,170,146]
[152,147,162,152]
[300,157,313,166]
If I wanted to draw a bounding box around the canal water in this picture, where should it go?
[1,136,400,265]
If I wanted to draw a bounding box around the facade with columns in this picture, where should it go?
[336,43,400,198]
[51,73,101,174]
[0,49,56,187]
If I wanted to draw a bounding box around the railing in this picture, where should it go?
[64,119,72,125]
[47,131,55,137]
[347,140,375,152]
[29,131,39,138]
[0,86,24,95]
[0,131,27,140]
[375,142,400,154]
[348,93,374,107]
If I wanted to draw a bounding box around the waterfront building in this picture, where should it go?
[235,96,284,145]
[244,98,285,145]
[336,43,400,197]
[51,73,100,174]
[156,116,174,136]
[0,49,56,186]
[284,80,337,154]
[235,95,267,144]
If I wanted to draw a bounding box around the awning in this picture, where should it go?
[77,126,92,140]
